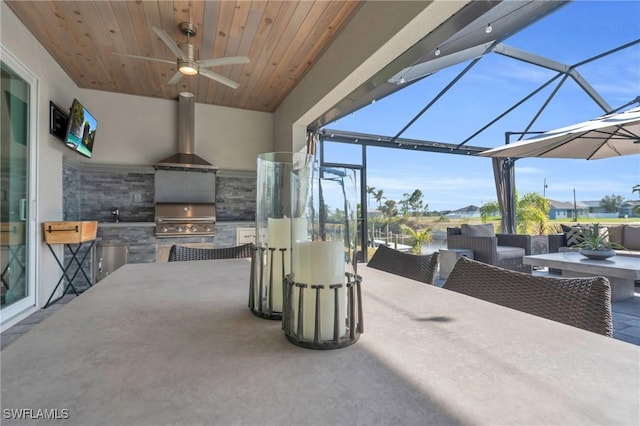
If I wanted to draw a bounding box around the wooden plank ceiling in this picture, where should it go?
[6,0,363,112]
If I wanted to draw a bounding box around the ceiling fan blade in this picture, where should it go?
[199,69,240,89]
[152,27,187,61]
[197,56,250,68]
[113,52,175,65]
[167,71,184,85]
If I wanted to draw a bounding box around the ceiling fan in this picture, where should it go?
[114,22,249,89]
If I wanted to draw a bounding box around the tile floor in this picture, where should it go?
[611,295,640,345]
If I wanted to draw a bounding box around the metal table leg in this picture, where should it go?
[44,240,96,308]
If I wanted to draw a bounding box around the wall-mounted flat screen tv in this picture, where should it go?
[65,98,98,158]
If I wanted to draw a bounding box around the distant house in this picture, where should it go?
[445,205,481,219]
[582,200,606,214]
[620,201,640,218]
[582,200,618,219]
[548,199,589,220]
[367,208,383,219]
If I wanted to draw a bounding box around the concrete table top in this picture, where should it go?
[524,251,640,301]
[1,259,638,425]
[524,251,640,280]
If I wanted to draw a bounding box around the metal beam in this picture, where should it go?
[493,43,612,112]
[493,43,570,73]
[568,70,611,112]
[320,129,489,156]
[308,1,510,130]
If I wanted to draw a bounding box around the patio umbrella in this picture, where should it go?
[479,106,640,160]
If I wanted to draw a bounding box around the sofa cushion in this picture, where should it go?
[461,223,495,237]
[607,225,624,245]
[623,225,640,251]
[447,227,462,236]
[496,245,525,261]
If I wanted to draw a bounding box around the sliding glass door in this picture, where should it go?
[1,47,37,320]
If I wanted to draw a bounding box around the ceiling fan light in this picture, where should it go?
[178,60,199,76]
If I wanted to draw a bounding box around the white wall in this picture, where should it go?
[73,89,273,170]
[195,102,272,171]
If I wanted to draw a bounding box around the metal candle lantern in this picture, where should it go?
[249,152,315,320]
[283,165,363,349]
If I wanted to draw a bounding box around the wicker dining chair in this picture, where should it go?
[168,243,254,262]
[442,256,613,336]
[367,244,440,285]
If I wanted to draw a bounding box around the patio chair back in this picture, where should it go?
[442,256,613,336]
[168,243,254,262]
[367,244,440,285]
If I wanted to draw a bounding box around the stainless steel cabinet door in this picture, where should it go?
[93,243,128,282]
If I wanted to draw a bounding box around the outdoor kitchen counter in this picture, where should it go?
[98,221,156,227]
[1,260,638,425]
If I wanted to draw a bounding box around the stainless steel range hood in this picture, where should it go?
[155,92,218,170]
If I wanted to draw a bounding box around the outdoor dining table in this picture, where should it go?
[1,259,638,425]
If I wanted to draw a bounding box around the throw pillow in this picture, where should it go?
[561,224,583,246]
[599,226,610,244]
[461,223,495,237]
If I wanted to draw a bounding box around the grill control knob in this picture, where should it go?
[190,226,197,232]
[177,226,184,232]
[204,225,212,232]
[162,226,168,233]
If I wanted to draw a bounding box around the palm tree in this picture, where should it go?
[480,192,550,234]
[373,189,385,208]
[401,225,432,254]
[480,200,500,222]
[518,192,550,234]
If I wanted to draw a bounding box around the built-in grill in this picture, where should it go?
[154,203,216,238]
[152,91,218,239]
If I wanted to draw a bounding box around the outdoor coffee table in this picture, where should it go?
[523,251,640,302]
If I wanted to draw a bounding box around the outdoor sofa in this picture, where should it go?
[547,223,640,275]
[548,223,640,257]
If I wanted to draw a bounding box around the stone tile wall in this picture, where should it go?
[60,161,256,290]
[63,162,155,222]
[216,171,256,221]
[214,222,256,247]
[63,163,256,222]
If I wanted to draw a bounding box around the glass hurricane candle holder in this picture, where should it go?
[249,152,315,320]
[282,165,364,349]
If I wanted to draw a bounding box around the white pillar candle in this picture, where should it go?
[266,218,291,311]
[291,240,346,340]
[291,217,308,242]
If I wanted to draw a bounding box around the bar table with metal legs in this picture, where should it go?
[42,221,98,308]
[44,240,96,308]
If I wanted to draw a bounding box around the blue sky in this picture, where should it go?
[323,1,640,212]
